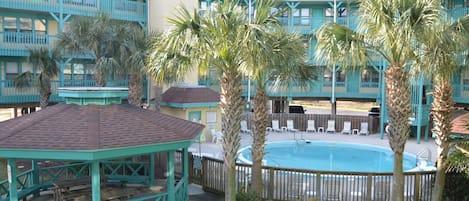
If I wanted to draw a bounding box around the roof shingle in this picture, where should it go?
[0,104,204,150]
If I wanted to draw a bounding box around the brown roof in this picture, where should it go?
[452,110,469,135]
[0,104,204,150]
[162,86,220,104]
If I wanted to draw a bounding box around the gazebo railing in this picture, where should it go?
[39,162,91,185]
[102,161,149,185]
[0,169,35,200]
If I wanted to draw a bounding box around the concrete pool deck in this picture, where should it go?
[189,131,438,162]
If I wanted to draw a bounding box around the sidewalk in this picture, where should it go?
[189,184,223,201]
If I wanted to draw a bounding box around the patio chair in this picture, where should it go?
[211,129,223,143]
[341,121,351,135]
[286,120,298,132]
[326,120,336,134]
[306,120,316,133]
[240,120,252,134]
[359,122,369,136]
[267,120,283,132]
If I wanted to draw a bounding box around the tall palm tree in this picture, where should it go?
[147,1,300,200]
[15,47,60,109]
[415,14,469,201]
[242,2,315,194]
[56,14,121,87]
[315,0,439,200]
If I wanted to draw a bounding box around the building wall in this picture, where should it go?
[161,105,222,142]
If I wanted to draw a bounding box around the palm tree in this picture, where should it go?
[242,3,315,194]
[116,25,152,106]
[315,0,439,200]
[415,13,469,201]
[147,1,302,200]
[15,47,60,109]
[56,14,121,87]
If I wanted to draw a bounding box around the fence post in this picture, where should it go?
[366,174,372,201]
[315,172,321,200]
[414,173,420,201]
[268,168,275,199]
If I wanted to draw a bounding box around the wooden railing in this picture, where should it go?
[198,156,436,201]
[243,113,379,134]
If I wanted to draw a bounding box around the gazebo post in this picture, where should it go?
[91,161,101,201]
[31,160,40,197]
[7,159,18,201]
[167,151,175,201]
[183,148,189,199]
[150,153,155,187]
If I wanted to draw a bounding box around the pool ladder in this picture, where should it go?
[416,147,432,165]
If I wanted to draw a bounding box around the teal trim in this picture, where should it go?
[0,141,192,161]
[161,102,219,108]
[149,153,155,187]
[91,161,101,201]
[167,151,175,201]
[7,159,18,201]
[31,160,39,197]
[182,148,189,200]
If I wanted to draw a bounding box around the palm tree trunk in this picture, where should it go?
[0,158,6,181]
[219,69,243,201]
[251,86,269,198]
[95,67,105,87]
[431,78,454,201]
[154,82,163,112]
[128,73,143,106]
[39,82,51,109]
[385,65,411,201]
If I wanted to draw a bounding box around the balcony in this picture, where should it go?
[0,0,146,22]
[278,16,359,34]
[0,32,55,56]
[0,79,148,104]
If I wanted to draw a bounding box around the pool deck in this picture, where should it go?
[189,131,438,163]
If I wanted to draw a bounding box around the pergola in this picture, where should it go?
[0,88,204,201]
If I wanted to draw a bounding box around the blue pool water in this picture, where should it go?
[238,141,420,172]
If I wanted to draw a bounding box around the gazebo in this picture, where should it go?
[0,87,204,201]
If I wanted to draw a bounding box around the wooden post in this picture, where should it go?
[366,174,372,201]
[183,148,189,199]
[167,151,175,201]
[91,161,101,201]
[7,159,18,201]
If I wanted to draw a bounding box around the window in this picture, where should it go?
[323,69,345,86]
[293,8,310,25]
[361,67,380,87]
[5,62,19,80]
[325,8,347,17]
[206,111,217,123]
[2,16,48,44]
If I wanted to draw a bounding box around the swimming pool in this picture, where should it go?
[238,141,430,172]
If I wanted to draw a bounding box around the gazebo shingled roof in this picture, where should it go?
[0,104,204,150]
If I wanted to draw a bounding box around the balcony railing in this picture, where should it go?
[0,32,56,56]
[278,16,359,34]
[0,0,146,22]
[0,79,148,104]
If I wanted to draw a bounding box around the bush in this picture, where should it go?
[444,171,469,201]
[236,191,262,201]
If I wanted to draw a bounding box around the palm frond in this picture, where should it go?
[14,71,33,88]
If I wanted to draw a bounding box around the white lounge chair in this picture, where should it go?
[341,121,351,135]
[359,122,369,136]
[306,120,316,133]
[326,120,336,133]
[267,120,283,132]
[286,120,298,132]
[240,120,252,134]
[211,129,223,143]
